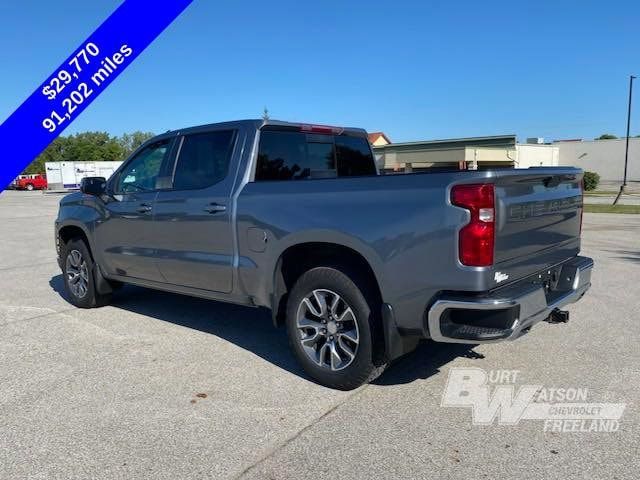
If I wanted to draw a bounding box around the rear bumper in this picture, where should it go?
[426,255,593,344]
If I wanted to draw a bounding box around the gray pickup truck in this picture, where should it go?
[55,119,593,389]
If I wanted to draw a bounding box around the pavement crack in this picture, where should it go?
[233,384,370,479]
[0,260,58,272]
[0,306,77,327]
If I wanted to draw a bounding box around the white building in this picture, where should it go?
[516,143,560,168]
[555,137,640,182]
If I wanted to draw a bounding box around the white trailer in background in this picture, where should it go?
[45,161,123,190]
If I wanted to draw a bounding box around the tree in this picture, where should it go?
[21,130,155,175]
[24,137,70,174]
[118,131,155,156]
[65,132,124,162]
[595,134,618,140]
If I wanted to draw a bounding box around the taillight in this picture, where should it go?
[451,183,495,266]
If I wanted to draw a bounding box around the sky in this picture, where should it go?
[1,0,639,143]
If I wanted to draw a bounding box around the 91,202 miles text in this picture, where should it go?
[41,43,134,133]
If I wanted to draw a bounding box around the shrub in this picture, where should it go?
[583,171,600,191]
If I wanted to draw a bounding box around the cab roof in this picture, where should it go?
[158,119,368,139]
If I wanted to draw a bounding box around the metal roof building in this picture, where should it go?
[372,132,640,181]
[373,135,518,172]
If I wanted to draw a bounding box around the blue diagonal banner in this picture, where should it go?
[0,0,194,190]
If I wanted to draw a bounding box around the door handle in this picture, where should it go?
[137,203,152,214]
[204,203,226,214]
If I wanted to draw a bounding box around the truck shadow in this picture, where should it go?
[50,274,483,387]
[373,343,484,386]
[610,249,640,264]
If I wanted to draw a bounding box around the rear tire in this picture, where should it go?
[62,238,112,308]
[286,266,386,390]
[26,183,34,191]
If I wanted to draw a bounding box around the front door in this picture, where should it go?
[152,129,237,293]
[96,138,174,282]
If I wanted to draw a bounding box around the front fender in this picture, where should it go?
[56,195,104,262]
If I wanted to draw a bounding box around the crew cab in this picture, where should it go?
[13,174,48,191]
[55,120,593,389]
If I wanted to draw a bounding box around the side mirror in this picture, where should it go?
[80,176,106,195]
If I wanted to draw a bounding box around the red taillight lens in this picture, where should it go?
[451,183,495,266]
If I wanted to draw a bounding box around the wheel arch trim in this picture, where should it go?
[268,235,385,326]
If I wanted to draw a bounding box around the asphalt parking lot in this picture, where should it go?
[1,189,638,479]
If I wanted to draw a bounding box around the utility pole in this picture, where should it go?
[613,75,635,205]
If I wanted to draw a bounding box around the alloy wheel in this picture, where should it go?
[296,289,360,371]
[65,249,89,299]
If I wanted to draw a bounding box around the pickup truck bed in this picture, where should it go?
[55,119,593,389]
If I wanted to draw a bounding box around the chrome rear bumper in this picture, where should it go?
[426,256,593,344]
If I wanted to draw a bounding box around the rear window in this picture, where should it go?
[255,130,375,181]
[173,130,235,190]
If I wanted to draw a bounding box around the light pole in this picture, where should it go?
[613,75,636,205]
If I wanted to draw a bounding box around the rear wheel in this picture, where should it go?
[25,183,34,191]
[286,266,386,390]
[62,238,111,308]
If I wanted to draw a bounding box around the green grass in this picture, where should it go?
[584,190,619,196]
[583,204,640,214]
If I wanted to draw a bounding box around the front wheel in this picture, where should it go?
[25,183,34,191]
[62,238,111,308]
[286,266,385,390]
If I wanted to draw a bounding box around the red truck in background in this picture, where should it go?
[10,174,48,191]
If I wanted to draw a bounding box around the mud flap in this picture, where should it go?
[381,303,408,362]
[93,264,114,295]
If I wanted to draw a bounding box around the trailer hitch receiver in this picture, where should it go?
[545,309,570,324]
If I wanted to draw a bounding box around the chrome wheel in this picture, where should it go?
[296,289,360,371]
[65,249,89,299]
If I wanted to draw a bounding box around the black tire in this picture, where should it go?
[61,238,112,308]
[285,266,386,390]
[25,183,34,191]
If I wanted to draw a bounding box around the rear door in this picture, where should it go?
[152,129,238,292]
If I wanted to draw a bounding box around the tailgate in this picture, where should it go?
[494,168,583,268]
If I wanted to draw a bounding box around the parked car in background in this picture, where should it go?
[55,119,593,390]
[11,174,48,191]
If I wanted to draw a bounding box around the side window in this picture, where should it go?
[256,131,308,180]
[115,140,170,193]
[172,130,235,190]
[256,131,336,181]
[335,136,376,177]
